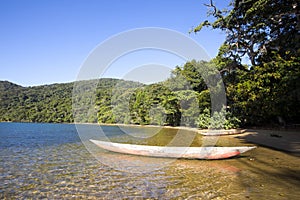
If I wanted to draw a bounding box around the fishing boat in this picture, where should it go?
[90,140,256,160]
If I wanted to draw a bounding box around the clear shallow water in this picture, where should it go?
[0,123,299,199]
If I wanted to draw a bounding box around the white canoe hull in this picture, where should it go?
[90,140,256,160]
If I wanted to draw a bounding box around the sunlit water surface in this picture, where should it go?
[0,123,299,199]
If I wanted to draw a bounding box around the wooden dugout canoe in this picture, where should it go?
[200,129,247,136]
[90,140,256,160]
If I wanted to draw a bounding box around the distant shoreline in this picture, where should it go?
[1,120,243,135]
[73,122,203,133]
[67,122,249,137]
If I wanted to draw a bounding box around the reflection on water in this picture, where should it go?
[0,123,299,199]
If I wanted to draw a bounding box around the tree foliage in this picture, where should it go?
[193,0,300,126]
[0,60,239,129]
[193,0,299,67]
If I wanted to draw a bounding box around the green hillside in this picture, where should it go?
[1,58,299,128]
[0,79,142,123]
[0,61,240,129]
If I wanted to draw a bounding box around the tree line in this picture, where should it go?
[0,61,240,129]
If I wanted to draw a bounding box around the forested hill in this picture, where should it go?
[1,58,299,128]
[0,81,24,91]
[0,63,228,128]
[0,79,143,123]
[0,60,243,129]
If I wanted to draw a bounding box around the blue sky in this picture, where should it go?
[0,0,230,86]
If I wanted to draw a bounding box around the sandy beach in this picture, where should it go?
[231,129,300,154]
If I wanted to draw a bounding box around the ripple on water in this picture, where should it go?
[1,124,299,199]
[1,141,241,199]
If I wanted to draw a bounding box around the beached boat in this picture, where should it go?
[90,140,256,159]
[200,129,247,136]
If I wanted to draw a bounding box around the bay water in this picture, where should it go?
[0,122,299,199]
